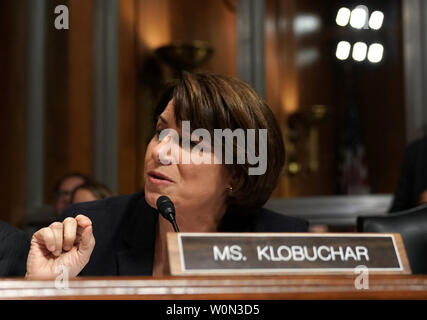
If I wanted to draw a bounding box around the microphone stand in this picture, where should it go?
[169,215,180,232]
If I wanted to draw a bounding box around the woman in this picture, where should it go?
[52,172,90,217]
[71,181,113,204]
[25,72,308,278]
[389,135,427,212]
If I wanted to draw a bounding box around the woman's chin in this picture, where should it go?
[145,189,178,212]
[144,190,159,209]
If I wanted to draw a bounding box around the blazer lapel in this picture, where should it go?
[116,194,159,275]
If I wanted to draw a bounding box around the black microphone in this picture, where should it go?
[156,195,180,232]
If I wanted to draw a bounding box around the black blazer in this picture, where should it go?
[0,220,30,277]
[390,136,427,212]
[60,191,308,276]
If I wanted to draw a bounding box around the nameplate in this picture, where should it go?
[166,233,411,275]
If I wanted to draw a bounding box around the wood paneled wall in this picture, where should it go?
[44,0,93,203]
[266,0,337,197]
[168,0,237,75]
[0,0,27,227]
[118,0,138,195]
[68,0,93,174]
[25,0,238,209]
[126,0,238,191]
[0,0,407,228]
[265,0,406,197]
[352,0,406,193]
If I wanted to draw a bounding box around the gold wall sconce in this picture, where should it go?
[154,41,214,73]
[286,104,328,176]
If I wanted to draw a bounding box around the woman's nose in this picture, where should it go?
[152,141,164,164]
[152,134,176,165]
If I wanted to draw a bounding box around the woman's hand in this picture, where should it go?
[25,215,95,279]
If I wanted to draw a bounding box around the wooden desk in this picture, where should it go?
[1,275,427,299]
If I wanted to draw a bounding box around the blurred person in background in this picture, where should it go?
[52,172,90,217]
[389,136,427,212]
[71,181,113,204]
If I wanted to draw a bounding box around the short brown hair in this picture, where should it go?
[53,172,91,197]
[153,72,285,212]
[72,181,113,202]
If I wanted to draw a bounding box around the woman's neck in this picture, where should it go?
[152,219,171,277]
[175,201,228,232]
[152,204,227,276]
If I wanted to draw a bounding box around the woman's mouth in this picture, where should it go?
[147,171,174,185]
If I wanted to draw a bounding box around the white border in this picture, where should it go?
[176,233,404,274]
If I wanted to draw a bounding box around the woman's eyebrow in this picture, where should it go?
[158,115,168,125]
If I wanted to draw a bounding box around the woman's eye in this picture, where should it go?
[155,128,165,141]
[178,136,198,148]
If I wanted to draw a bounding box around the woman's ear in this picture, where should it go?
[227,172,241,194]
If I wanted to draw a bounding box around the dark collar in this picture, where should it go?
[116,192,159,275]
[113,193,261,274]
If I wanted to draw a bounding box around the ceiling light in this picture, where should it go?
[336,41,351,60]
[350,7,368,29]
[369,11,384,30]
[336,8,351,27]
[367,43,384,63]
[352,42,368,61]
